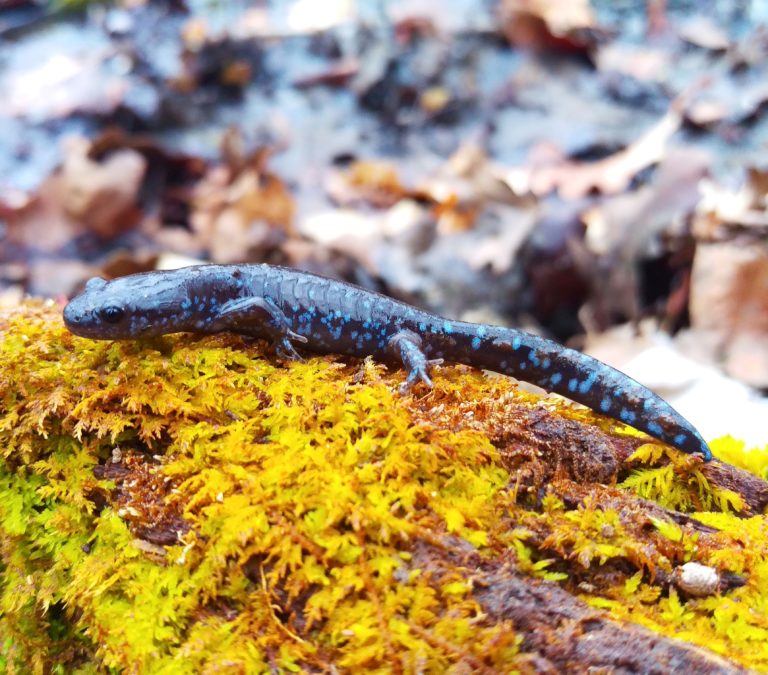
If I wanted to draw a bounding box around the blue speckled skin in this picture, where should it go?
[63,264,712,460]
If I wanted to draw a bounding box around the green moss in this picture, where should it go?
[619,444,746,512]
[1,303,767,671]
[709,435,768,480]
[583,510,768,664]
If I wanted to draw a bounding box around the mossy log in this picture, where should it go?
[0,302,767,673]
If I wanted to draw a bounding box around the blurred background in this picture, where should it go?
[1,0,767,446]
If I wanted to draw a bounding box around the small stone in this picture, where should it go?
[673,562,719,597]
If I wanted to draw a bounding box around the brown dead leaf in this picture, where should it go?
[326,145,534,239]
[293,60,359,89]
[334,160,409,208]
[416,144,534,232]
[4,136,145,252]
[690,241,768,387]
[59,137,146,237]
[691,242,768,337]
[100,251,160,281]
[431,194,479,233]
[4,178,79,253]
[583,146,709,256]
[694,170,768,239]
[229,170,294,228]
[191,145,294,263]
[685,78,768,129]
[577,146,709,329]
[499,0,600,55]
[520,108,681,199]
[439,143,530,205]
[388,0,494,35]
[746,167,768,204]
[327,153,496,234]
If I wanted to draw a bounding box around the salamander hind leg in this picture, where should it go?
[213,296,308,360]
[388,330,442,394]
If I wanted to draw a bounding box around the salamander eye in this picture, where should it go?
[99,306,125,324]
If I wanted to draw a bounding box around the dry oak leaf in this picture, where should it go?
[60,137,146,238]
[689,241,768,388]
[500,0,600,54]
[510,108,680,200]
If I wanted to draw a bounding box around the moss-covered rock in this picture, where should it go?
[1,302,766,672]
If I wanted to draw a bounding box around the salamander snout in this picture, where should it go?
[62,301,80,328]
[63,296,98,337]
[63,293,128,339]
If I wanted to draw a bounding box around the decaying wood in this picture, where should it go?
[413,541,746,674]
[407,383,768,514]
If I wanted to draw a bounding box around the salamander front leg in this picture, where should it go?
[388,330,442,394]
[274,334,306,361]
[212,295,308,360]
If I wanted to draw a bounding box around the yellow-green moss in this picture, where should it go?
[0,305,518,672]
[584,509,768,663]
[1,303,767,672]
[619,444,746,513]
[710,436,768,480]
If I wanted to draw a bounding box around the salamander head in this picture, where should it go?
[64,272,192,339]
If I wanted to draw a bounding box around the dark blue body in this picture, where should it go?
[63,264,712,460]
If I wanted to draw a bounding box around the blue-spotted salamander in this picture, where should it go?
[63,264,711,460]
